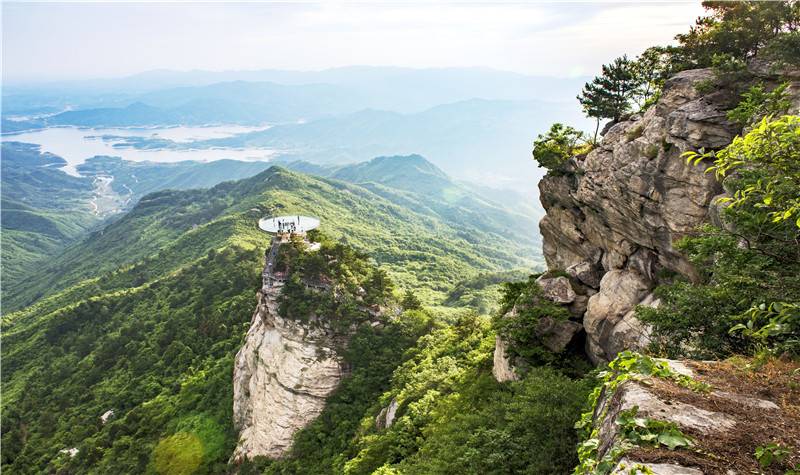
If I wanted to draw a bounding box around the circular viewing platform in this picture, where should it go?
[258,215,320,234]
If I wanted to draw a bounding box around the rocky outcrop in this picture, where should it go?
[536,275,576,304]
[537,68,741,364]
[587,358,794,475]
[375,398,399,430]
[492,334,520,383]
[584,271,655,364]
[533,65,800,364]
[492,274,584,382]
[231,249,344,462]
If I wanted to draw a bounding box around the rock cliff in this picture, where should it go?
[231,244,343,462]
[496,65,800,367]
[539,67,744,364]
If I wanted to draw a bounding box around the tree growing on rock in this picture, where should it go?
[631,46,678,109]
[577,55,638,139]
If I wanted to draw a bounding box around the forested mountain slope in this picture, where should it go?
[281,155,541,257]
[3,166,536,311]
[0,164,549,473]
[2,150,540,309]
[1,142,99,285]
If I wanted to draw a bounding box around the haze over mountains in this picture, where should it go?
[3,66,591,189]
[3,66,590,112]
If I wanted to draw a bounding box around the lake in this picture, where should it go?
[2,125,276,176]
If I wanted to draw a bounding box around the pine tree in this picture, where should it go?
[577,55,638,137]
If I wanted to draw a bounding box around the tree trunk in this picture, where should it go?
[593,118,600,143]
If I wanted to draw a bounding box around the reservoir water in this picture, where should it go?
[2,125,275,176]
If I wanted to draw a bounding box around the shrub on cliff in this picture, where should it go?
[532,123,591,173]
[493,276,571,365]
[703,115,800,229]
[727,82,791,127]
[277,232,396,332]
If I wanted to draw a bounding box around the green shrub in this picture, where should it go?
[644,143,660,159]
[153,432,204,475]
[694,78,716,94]
[763,30,800,65]
[727,82,791,127]
[494,277,571,360]
[625,123,645,142]
[532,123,591,173]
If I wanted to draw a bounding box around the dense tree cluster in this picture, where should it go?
[1,245,262,473]
[276,231,398,334]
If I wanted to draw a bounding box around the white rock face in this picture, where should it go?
[492,334,520,383]
[59,448,79,458]
[376,398,400,430]
[100,410,114,424]
[231,281,343,461]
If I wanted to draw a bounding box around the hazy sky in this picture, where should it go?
[2,1,705,82]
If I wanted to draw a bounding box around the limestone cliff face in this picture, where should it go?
[495,65,800,368]
[231,255,343,461]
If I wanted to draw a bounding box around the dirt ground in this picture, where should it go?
[624,357,800,474]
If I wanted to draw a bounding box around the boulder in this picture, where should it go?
[612,459,703,475]
[535,317,582,353]
[535,275,576,304]
[584,271,652,363]
[566,261,602,289]
[584,359,788,475]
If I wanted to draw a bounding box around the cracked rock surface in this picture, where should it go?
[231,280,343,461]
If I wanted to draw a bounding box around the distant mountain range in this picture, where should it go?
[199,98,588,185]
[281,154,541,253]
[2,66,593,188]
[46,81,367,126]
[3,66,589,115]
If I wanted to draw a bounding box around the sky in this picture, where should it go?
[2,1,706,83]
